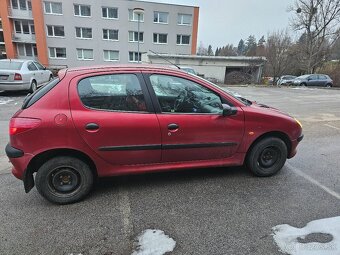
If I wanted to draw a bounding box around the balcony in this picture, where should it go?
[8,7,33,20]
[12,33,36,43]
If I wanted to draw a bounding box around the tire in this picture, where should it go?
[325,83,332,88]
[246,137,287,177]
[30,80,37,93]
[49,75,53,81]
[300,83,307,87]
[35,156,94,204]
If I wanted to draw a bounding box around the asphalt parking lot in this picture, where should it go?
[0,86,339,255]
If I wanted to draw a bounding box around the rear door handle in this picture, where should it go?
[168,123,179,130]
[85,123,99,131]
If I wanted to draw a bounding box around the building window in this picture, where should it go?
[49,47,66,59]
[178,14,192,25]
[75,27,92,39]
[14,20,34,34]
[102,29,118,41]
[154,11,168,24]
[47,25,65,37]
[12,0,28,10]
[128,31,143,43]
[103,50,119,61]
[153,33,168,44]
[27,0,31,10]
[77,48,93,60]
[74,4,91,17]
[128,9,144,22]
[177,35,190,45]
[17,43,37,57]
[102,7,118,19]
[129,51,141,62]
[44,2,62,15]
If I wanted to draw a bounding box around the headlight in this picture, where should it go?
[294,118,302,128]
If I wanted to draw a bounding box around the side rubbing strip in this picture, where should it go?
[99,145,162,151]
[98,143,237,151]
[162,142,237,150]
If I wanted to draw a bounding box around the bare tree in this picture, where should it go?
[197,41,208,56]
[290,0,340,73]
[265,30,293,84]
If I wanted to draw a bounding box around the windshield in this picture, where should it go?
[297,75,309,79]
[0,61,23,70]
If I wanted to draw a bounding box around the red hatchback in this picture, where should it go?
[6,65,303,204]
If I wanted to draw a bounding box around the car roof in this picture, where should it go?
[0,59,29,63]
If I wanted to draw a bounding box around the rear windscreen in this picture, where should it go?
[22,78,60,109]
[0,61,23,70]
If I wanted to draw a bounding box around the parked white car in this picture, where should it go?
[0,59,53,92]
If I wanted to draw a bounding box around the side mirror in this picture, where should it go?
[222,104,237,117]
[43,67,46,70]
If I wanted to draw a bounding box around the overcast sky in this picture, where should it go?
[142,0,295,48]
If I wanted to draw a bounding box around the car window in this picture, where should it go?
[149,74,223,114]
[0,61,23,70]
[78,74,147,112]
[27,62,38,71]
[318,75,327,80]
[309,75,318,80]
[34,61,45,70]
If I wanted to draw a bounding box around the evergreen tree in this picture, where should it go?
[245,35,257,56]
[207,45,214,56]
[237,39,245,56]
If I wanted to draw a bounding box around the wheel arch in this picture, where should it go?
[246,131,292,160]
[24,148,97,193]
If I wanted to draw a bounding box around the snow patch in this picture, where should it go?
[132,229,176,255]
[0,98,14,105]
[273,216,340,255]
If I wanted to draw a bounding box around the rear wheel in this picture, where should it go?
[30,80,37,93]
[35,156,94,204]
[325,83,332,88]
[246,137,287,177]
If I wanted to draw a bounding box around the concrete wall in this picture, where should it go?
[144,54,266,84]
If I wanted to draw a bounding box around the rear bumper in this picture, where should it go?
[5,143,32,180]
[0,82,30,91]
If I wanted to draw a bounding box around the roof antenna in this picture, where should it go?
[149,50,180,69]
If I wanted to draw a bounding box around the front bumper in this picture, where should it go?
[288,134,304,158]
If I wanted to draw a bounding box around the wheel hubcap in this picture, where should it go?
[49,167,80,193]
[258,147,280,168]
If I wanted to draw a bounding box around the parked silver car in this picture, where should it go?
[0,59,53,92]
[277,75,297,85]
[292,74,333,87]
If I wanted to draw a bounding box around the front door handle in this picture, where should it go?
[168,123,179,130]
[85,123,99,131]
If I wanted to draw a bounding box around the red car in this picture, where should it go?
[6,65,303,204]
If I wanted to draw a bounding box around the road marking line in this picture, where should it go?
[118,187,133,240]
[286,162,340,200]
[324,124,340,131]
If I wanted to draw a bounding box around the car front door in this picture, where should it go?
[27,61,40,83]
[69,72,161,166]
[144,73,244,163]
[308,75,318,86]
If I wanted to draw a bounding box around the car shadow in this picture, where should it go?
[0,90,29,97]
[91,165,252,197]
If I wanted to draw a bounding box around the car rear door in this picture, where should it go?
[144,72,244,163]
[34,61,50,83]
[308,75,319,86]
[69,71,161,165]
[27,61,40,83]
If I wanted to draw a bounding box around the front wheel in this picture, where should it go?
[35,156,94,204]
[246,137,287,177]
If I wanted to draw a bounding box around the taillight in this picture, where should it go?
[9,118,41,135]
[14,73,22,81]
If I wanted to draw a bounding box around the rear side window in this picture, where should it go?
[0,61,23,70]
[22,78,60,109]
[27,62,38,71]
[78,74,147,112]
